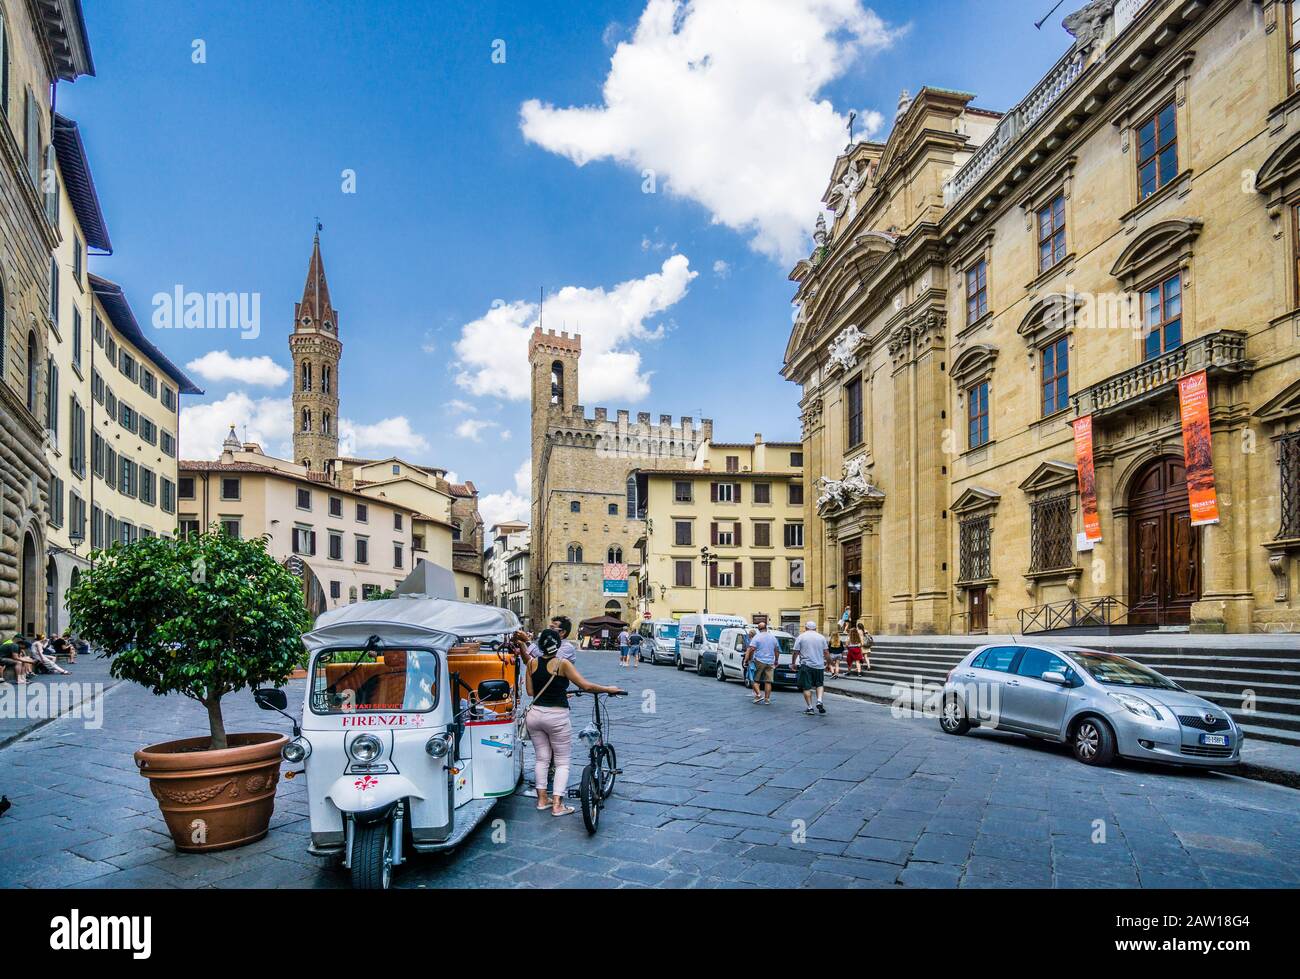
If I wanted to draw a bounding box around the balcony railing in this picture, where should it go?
[944,49,1087,207]
[1019,596,1129,635]
[1074,331,1250,418]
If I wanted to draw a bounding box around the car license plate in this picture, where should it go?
[1200,733,1229,747]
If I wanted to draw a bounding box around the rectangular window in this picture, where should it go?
[394,544,404,569]
[178,518,200,540]
[161,431,176,457]
[45,358,58,434]
[70,396,86,477]
[1041,337,1069,416]
[716,570,735,589]
[162,386,176,411]
[355,503,368,523]
[1037,193,1066,273]
[674,481,693,503]
[958,514,993,582]
[292,527,316,556]
[138,467,156,506]
[328,531,343,561]
[179,476,195,499]
[846,376,863,447]
[91,505,104,548]
[713,482,738,504]
[1137,100,1177,201]
[788,482,804,506]
[72,309,82,372]
[91,369,104,404]
[674,560,693,587]
[329,496,343,518]
[569,500,581,513]
[161,478,176,514]
[725,455,740,473]
[104,447,117,489]
[296,487,312,510]
[754,521,772,548]
[356,537,369,564]
[1278,431,1300,539]
[754,482,771,504]
[412,533,425,551]
[69,492,86,543]
[966,259,988,324]
[713,523,735,547]
[120,458,138,498]
[393,513,403,531]
[790,451,803,467]
[330,580,341,600]
[608,503,619,515]
[220,477,240,500]
[1291,1,1300,92]
[674,520,693,546]
[784,522,804,548]
[141,369,157,398]
[968,382,990,449]
[753,560,772,588]
[1029,493,1073,573]
[49,475,64,528]
[1142,273,1182,360]
[221,517,241,539]
[139,417,157,445]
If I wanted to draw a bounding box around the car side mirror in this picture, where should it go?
[1041,671,1067,686]
[254,687,288,711]
[477,679,511,703]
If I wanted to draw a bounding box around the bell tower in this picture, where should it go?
[290,230,341,470]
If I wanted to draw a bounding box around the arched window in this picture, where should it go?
[567,543,583,563]
[321,411,330,435]
[301,408,311,432]
[607,546,623,564]
[550,361,564,405]
[322,364,331,394]
[26,330,37,412]
[301,361,312,391]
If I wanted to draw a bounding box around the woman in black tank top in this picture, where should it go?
[524,629,623,816]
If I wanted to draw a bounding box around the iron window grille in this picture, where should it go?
[958,514,992,582]
[1279,431,1300,540]
[1029,493,1073,573]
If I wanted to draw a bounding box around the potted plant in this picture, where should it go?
[67,529,310,852]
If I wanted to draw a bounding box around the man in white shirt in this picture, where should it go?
[792,621,829,715]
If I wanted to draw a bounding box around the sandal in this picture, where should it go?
[551,805,575,817]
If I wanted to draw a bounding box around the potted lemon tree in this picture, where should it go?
[67,529,310,852]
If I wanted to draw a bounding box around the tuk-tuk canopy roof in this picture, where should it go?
[302,597,521,652]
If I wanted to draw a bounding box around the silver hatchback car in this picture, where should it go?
[938,643,1242,768]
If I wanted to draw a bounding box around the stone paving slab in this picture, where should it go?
[2,649,1299,888]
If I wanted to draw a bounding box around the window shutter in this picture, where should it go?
[310,531,317,556]
[710,562,718,588]
[734,562,742,588]
[734,482,741,503]
[734,522,742,546]
[710,482,718,502]
[710,521,718,545]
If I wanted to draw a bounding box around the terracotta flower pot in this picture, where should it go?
[134,732,289,852]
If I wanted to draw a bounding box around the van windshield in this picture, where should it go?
[656,624,679,639]
[310,648,440,714]
[703,625,726,642]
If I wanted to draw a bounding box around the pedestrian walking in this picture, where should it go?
[839,606,852,631]
[743,620,780,705]
[618,627,632,667]
[827,627,845,678]
[743,626,758,689]
[845,622,870,675]
[858,620,873,670]
[628,628,642,669]
[523,629,622,817]
[793,621,829,715]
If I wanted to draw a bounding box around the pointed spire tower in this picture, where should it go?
[290,228,342,470]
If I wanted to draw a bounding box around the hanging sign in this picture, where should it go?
[1177,370,1220,526]
[1072,415,1102,542]
[602,563,629,597]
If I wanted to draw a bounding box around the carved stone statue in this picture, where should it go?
[827,324,865,374]
[813,212,828,248]
[816,457,885,514]
[1063,0,1116,54]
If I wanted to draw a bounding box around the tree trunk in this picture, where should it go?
[204,697,228,750]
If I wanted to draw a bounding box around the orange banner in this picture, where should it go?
[1178,369,1220,526]
[1072,415,1102,542]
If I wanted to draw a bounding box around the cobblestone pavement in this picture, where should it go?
[2,650,1298,889]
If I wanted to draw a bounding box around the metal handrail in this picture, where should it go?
[1019,595,1130,634]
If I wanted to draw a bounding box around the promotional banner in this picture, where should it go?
[1177,369,1220,526]
[602,563,629,597]
[1072,415,1102,542]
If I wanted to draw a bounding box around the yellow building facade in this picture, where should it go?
[785,0,1300,636]
[633,438,806,630]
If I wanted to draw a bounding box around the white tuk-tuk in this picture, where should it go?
[256,586,525,889]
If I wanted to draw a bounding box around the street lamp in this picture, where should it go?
[699,546,718,614]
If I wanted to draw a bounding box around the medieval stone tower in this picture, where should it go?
[290,231,341,470]
[528,327,711,625]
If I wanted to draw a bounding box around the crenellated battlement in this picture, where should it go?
[528,327,582,358]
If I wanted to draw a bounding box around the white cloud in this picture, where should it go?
[454,254,696,403]
[340,416,431,457]
[185,350,289,387]
[712,259,731,278]
[455,418,500,442]
[500,429,513,441]
[445,399,477,414]
[520,0,902,263]
[479,459,531,529]
[180,391,292,459]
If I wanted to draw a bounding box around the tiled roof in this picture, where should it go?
[52,114,110,252]
[89,274,202,394]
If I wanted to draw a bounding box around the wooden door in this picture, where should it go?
[968,586,988,633]
[842,537,862,627]
[1127,457,1200,625]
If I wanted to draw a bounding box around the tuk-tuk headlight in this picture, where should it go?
[348,734,383,763]
[425,734,450,758]
[282,738,311,763]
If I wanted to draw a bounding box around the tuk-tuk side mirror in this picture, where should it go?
[477,679,511,703]
[254,687,288,711]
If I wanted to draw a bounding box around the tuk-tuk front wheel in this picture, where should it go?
[351,820,393,890]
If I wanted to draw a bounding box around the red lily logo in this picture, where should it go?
[354,775,379,791]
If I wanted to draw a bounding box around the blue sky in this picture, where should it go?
[60,0,1075,525]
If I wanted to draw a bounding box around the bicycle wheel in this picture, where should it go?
[597,743,617,799]
[580,763,600,834]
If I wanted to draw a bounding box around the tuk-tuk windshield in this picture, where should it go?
[310,648,440,714]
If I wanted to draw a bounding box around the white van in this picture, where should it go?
[715,626,798,687]
[675,613,747,675]
[637,619,680,665]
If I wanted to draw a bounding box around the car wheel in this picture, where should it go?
[696,653,709,676]
[1072,717,1116,766]
[715,660,727,682]
[940,696,970,735]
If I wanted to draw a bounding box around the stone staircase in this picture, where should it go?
[833,636,1300,748]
